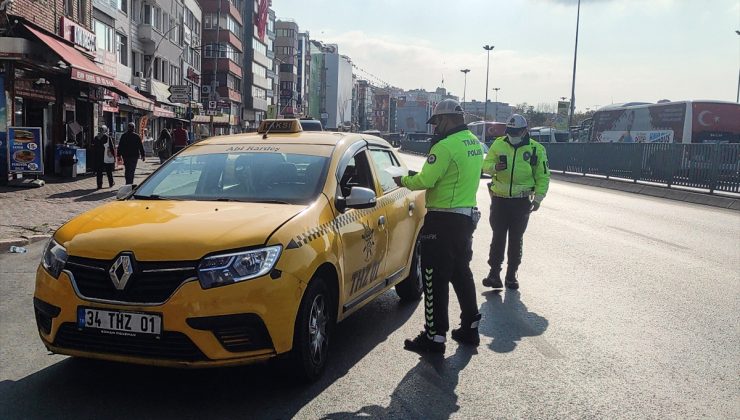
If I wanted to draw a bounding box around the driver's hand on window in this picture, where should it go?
[393,176,403,187]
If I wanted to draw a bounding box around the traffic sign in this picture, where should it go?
[169,85,190,95]
[206,110,222,116]
[208,101,217,109]
[168,94,190,104]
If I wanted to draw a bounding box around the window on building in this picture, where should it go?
[116,33,128,66]
[64,0,73,17]
[153,57,161,80]
[193,51,200,71]
[252,38,267,56]
[77,0,87,25]
[171,17,179,42]
[204,43,241,62]
[154,7,162,31]
[226,16,241,39]
[276,28,295,38]
[252,63,266,79]
[252,86,266,100]
[161,59,169,83]
[204,13,216,29]
[275,46,294,56]
[226,74,241,91]
[131,0,140,22]
[279,63,295,73]
[280,81,293,90]
[143,3,151,23]
[163,12,170,35]
[131,51,137,76]
[94,20,114,52]
[117,0,127,13]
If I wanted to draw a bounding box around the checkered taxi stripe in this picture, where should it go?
[287,188,411,249]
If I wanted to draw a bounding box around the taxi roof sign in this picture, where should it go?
[257,119,303,134]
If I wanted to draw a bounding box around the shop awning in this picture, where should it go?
[153,106,176,118]
[23,24,115,88]
[110,79,154,112]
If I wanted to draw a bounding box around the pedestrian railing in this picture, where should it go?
[542,143,740,194]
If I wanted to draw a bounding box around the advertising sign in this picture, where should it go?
[60,17,97,53]
[7,127,43,174]
[591,103,686,143]
[556,101,569,131]
[691,102,740,143]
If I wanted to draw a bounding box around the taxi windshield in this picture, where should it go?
[134,152,329,204]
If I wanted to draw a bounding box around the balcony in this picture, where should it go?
[201,0,243,26]
[202,58,243,78]
[138,24,183,56]
[201,31,243,53]
[217,86,242,104]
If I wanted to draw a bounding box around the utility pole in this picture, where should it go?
[483,45,494,122]
[493,87,500,121]
[568,0,581,131]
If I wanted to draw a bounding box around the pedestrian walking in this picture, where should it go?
[155,126,173,164]
[394,99,484,353]
[117,122,146,185]
[481,114,550,290]
[172,122,188,154]
[91,125,115,189]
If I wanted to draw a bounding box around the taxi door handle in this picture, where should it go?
[378,216,386,229]
[408,202,415,214]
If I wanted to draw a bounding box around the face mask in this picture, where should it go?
[507,134,523,145]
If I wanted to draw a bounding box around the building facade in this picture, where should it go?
[274,19,298,116]
[201,0,243,134]
[462,100,513,122]
[296,31,309,116]
[241,0,272,129]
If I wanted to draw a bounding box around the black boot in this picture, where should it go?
[404,331,445,354]
[451,313,481,346]
[505,267,519,290]
[482,266,503,289]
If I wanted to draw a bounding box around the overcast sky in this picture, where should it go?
[272,0,739,111]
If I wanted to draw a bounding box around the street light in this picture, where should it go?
[460,69,470,104]
[493,87,500,121]
[567,0,581,132]
[483,45,494,122]
[736,30,739,102]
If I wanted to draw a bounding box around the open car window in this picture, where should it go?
[134,152,329,204]
[338,150,376,198]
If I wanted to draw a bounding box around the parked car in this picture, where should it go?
[34,119,425,381]
[299,118,323,131]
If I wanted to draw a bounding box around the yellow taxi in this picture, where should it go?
[33,119,425,380]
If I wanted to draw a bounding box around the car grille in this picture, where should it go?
[65,256,198,304]
[53,323,208,361]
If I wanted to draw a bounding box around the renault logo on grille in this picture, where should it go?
[109,254,134,290]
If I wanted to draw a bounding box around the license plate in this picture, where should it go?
[77,307,162,336]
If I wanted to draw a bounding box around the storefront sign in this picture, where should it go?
[139,115,149,136]
[183,26,192,45]
[95,50,117,77]
[7,127,43,174]
[184,62,200,84]
[14,78,56,102]
[71,68,115,87]
[60,17,97,53]
[153,106,175,118]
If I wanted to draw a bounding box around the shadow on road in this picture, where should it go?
[47,188,97,199]
[0,292,418,420]
[74,190,117,202]
[320,345,476,419]
[479,290,549,353]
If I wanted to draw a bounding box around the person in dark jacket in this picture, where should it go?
[156,127,172,164]
[117,122,146,185]
[91,125,115,189]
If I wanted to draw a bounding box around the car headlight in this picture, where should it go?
[42,239,68,278]
[197,245,282,289]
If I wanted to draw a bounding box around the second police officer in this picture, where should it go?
[482,114,550,290]
[394,99,484,353]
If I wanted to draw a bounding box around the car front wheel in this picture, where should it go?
[289,276,333,382]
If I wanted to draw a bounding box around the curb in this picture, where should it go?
[551,172,740,211]
[1,234,51,250]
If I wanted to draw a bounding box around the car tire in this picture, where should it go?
[287,276,333,382]
[395,238,423,302]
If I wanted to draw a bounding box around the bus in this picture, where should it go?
[585,101,740,143]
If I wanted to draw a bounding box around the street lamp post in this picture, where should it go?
[493,87,500,121]
[460,69,470,105]
[736,30,739,102]
[483,45,494,122]
[568,0,581,132]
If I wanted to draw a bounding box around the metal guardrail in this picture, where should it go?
[398,139,740,194]
[542,143,740,194]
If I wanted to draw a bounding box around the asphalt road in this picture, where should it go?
[1,152,738,419]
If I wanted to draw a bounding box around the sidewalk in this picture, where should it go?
[0,159,161,248]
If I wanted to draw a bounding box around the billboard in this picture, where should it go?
[7,127,43,174]
[555,101,569,130]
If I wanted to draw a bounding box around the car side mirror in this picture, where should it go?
[116,184,135,200]
[337,186,376,211]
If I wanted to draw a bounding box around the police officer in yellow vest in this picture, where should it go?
[482,114,550,290]
[393,99,484,353]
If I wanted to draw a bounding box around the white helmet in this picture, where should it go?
[506,114,528,129]
[426,99,464,125]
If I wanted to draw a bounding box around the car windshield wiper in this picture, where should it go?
[132,194,182,200]
[249,199,292,205]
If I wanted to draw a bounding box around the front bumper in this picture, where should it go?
[33,265,304,367]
